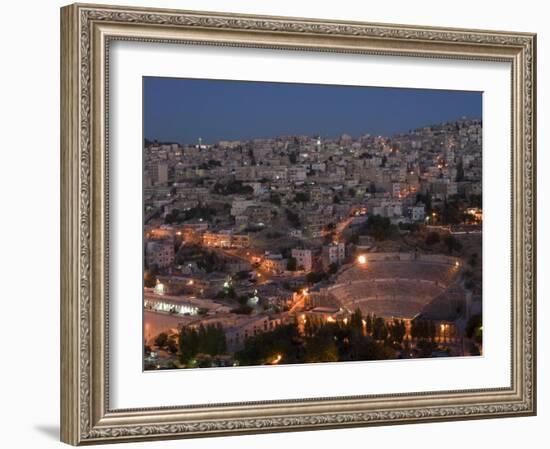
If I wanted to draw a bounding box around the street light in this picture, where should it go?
[357,255,367,265]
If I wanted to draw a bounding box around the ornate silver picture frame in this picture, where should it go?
[61,3,536,445]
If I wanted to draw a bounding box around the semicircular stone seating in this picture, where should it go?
[332,259,461,319]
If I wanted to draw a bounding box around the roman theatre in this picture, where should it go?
[309,253,470,322]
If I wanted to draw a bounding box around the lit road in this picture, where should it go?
[334,216,354,241]
[289,291,307,314]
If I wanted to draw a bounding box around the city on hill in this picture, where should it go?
[143,118,483,370]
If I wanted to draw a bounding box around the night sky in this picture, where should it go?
[143,77,482,145]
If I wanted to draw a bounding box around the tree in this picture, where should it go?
[248,148,256,165]
[215,286,236,299]
[428,321,437,341]
[366,314,373,335]
[294,191,310,203]
[443,235,463,254]
[416,339,436,358]
[441,198,462,225]
[373,317,388,341]
[350,308,364,332]
[231,304,253,315]
[288,151,298,164]
[425,232,440,245]
[365,215,394,241]
[179,327,199,363]
[154,332,169,348]
[197,323,227,356]
[196,354,213,368]
[285,209,301,228]
[389,318,406,343]
[269,192,281,206]
[411,319,429,339]
[167,338,178,354]
[213,180,253,195]
[144,267,158,288]
[306,271,327,284]
[456,158,465,182]
[350,337,392,361]
[304,336,339,363]
[235,323,302,366]
[286,257,297,271]
[197,250,225,273]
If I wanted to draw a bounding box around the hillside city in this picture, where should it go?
[143,118,483,370]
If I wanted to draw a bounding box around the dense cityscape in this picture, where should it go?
[143,116,483,370]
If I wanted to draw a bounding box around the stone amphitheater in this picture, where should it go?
[326,253,466,320]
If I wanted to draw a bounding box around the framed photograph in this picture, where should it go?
[60,3,537,445]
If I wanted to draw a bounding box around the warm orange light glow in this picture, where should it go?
[187,279,194,286]
[343,318,349,325]
[357,255,367,265]
[326,316,335,323]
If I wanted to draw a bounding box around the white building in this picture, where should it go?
[288,166,307,182]
[322,242,345,267]
[411,205,426,221]
[150,162,168,185]
[230,198,256,217]
[146,240,174,269]
[392,182,402,198]
[291,248,313,272]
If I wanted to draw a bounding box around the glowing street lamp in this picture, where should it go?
[154,280,165,295]
[357,255,367,265]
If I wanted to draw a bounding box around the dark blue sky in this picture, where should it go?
[143,77,482,144]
